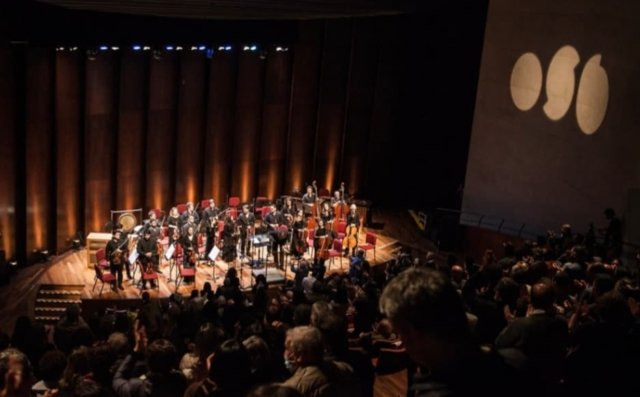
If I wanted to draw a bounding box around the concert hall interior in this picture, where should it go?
[2,0,640,396]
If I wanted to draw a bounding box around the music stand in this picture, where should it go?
[251,233,271,283]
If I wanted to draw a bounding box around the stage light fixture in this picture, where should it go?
[133,45,142,51]
[191,46,198,51]
[198,45,206,51]
[86,49,97,61]
[111,46,120,51]
[243,45,250,51]
[9,261,17,267]
[225,45,232,51]
[143,46,151,51]
[251,45,257,51]
[99,45,109,51]
[176,46,183,51]
[70,47,78,51]
[166,45,174,51]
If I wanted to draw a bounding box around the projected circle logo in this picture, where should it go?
[510,45,609,135]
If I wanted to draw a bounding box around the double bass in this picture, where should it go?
[315,234,333,261]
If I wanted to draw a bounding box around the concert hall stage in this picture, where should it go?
[0,209,434,332]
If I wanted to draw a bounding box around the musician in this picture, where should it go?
[302,185,317,216]
[181,214,197,237]
[265,204,288,269]
[237,204,255,258]
[181,226,198,267]
[282,196,297,221]
[105,231,124,291]
[313,219,336,280]
[343,204,360,257]
[331,190,344,207]
[113,222,133,280]
[302,185,317,205]
[180,202,200,227]
[203,199,220,256]
[137,229,158,289]
[221,217,238,262]
[143,211,162,239]
[290,210,307,259]
[167,207,181,235]
[320,201,334,226]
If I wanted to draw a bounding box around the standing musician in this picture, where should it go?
[105,231,125,291]
[290,210,307,259]
[112,222,133,280]
[181,214,197,237]
[221,216,238,263]
[203,199,220,256]
[136,229,158,289]
[282,196,298,222]
[237,204,255,258]
[167,207,181,235]
[320,201,334,227]
[181,226,199,267]
[143,211,162,239]
[343,204,361,257]
[265,204,288,269]
[302,185,317,216]
[313,219,336,280]
[331,190,344,207]
[180,202,200,228]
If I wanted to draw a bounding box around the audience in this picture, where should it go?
[1,221,639,397]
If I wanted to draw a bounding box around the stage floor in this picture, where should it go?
[0,209,437,333]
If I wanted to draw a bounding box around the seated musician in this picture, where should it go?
[265,204,288,269]
[105,230,125,291]
[180,202,200,227]
[136,229,158,289]
[237,204,255,258]
[343,204,360,257]
[313,219,336,280]
[144,217,162,240]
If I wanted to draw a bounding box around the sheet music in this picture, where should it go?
[164,244,175,260]
[128,250,139,264]
[208,246,220,261]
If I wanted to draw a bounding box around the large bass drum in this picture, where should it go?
[118,212,137,233]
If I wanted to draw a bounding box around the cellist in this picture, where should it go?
[343,204,360,257]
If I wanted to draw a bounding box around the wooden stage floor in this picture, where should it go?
[0,212,434,333]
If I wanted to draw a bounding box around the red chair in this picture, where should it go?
[228,196,241,207]
[169,243,184,282]
[328,239,343,268]
[176,261,196,291]
[335,221,347,239]
[306,229,315,256]
[261,206,272,219]
[359,232,377,260]
[228,207,238,220]
[255,197,269,217]
[138,261,159,291]
[95,248,109,270]
[149,208,164,220]
[200,199,211,210]
[197,233,206,256]
[93,266,116,296]
[176,203,188,214]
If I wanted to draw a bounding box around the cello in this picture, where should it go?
[342,204,359,256]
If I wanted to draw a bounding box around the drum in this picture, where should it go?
[118,212,137,233]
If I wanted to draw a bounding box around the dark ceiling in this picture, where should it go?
[35,0,412,20]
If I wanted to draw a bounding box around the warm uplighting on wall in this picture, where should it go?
[240,162,251,202]
[187,177,196,203]
[266,168,278,201]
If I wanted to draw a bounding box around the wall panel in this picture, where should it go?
[85,51,117,233]
[230,52,265,201]
[175,52,206,204]
[258,48,292,199]
[116,51,146,212]
[55,52,81,251]
[314,20,352,194]
[285,21,324,194]
[25,48,54,258]
[203,52,237,204]
[145,53,178,211]
[0,46,17,258]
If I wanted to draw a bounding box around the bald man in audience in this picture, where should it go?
[283,326,354,397]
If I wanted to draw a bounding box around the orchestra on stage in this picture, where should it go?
[101,182,370,291]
